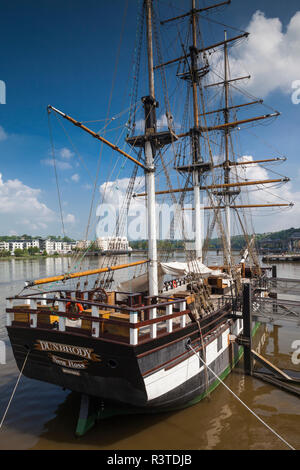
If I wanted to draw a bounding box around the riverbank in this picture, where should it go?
[0,254,74,261]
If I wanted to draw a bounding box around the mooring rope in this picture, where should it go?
[187,344,296,451]
[0,350,30,431]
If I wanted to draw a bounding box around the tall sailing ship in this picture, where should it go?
[5,0,292,420]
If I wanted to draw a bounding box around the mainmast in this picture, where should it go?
[144,0,158,296]
[175,0,212,261]
[223,30,233,256]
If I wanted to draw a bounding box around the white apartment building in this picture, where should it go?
[96,236,131,251]
[24,240,40,250]
[0,239,42,253]
[0,238,77,255]
[41,240,76,254]
[9,241,25,251]
[76,240,92,250]
[41,240,55,254]
[0,241,10,251]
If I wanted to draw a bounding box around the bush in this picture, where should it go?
[14,249,29,257]
[0,250,11,258]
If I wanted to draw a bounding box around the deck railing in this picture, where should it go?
[6,291,189,346]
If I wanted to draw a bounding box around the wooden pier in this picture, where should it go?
[236,282,300,398]
[262,254,300,262]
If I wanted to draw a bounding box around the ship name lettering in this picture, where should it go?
[36,340,96,360]
[50,354,88,369]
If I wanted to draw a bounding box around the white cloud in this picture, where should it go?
[225,10,300,98]
[99,176,145,205]
[41,147,74,171]
[96,167,299,239]
[41,158,72,170]
[134,114,180,133]
[96,177,188,240]
[0,125,8,141]
[60,147,74,159]
[71,173,80,182]
[0,173,55,233]
[97,176,146,238]
[231,156,300,232]
[65,213,76,224]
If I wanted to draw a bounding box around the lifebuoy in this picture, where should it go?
[173,280,177,289]
[66,302,84,321]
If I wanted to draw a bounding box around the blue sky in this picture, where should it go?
[0,0,300,240]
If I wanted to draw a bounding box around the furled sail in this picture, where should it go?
[117,260,214,294]
[159,260,213,277]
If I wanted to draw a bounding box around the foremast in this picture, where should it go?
[126,0,179,295]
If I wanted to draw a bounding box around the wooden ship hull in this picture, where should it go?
[5,273,264,412]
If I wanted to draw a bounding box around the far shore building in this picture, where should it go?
[0,241,10,252]
[75,237,131,252]
[40,239,76,255]
[0,239,76,255]
[96,236,131,252]
[288,232,300,252]
[76,240,92,250]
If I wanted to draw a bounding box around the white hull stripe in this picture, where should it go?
[144,322,243,401]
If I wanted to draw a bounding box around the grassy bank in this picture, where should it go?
[0,254,74,261]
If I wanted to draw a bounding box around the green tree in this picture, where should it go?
[28,246,40,255]
[0,250,10,257]
[14,249,25,257]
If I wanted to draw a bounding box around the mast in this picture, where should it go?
[175,0,210,261]
[191,0,202,261]
[146,0,155,98]
[144,0,158,296]
[223,30,231,256]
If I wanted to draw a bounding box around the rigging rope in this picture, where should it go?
[48,113,67,241]
[0,350,30,431]
[84,0,129,246]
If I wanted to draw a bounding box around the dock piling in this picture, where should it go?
[242,283,253,376]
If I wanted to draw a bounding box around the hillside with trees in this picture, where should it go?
[129,227,300,252]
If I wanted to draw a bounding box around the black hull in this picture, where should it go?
[6,316,258,411]
[7,326,148,407]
